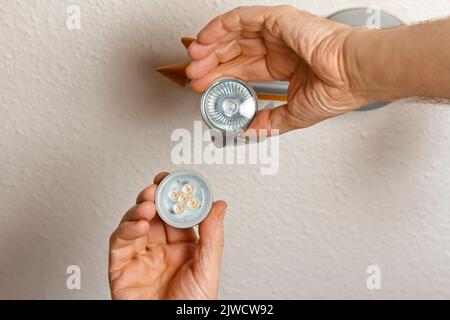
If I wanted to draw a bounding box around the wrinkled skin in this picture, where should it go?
[186,5,366,134]
[109,172,227,300]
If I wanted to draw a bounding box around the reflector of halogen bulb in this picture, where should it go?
[201,78,258,134]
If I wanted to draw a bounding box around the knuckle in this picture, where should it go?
[276,4,294,11]
[185,64,194,79]
[136,201,151,214]
[274,4,296,16]
[187,44,196,58]
[109,231,118,246]
[140,185,155,201]
[135,191,143,203]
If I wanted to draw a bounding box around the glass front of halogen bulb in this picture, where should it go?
[201,78,258,136]
[155,170,213,229]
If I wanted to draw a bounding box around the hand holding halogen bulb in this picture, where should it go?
[187,5,450,134]
[108,172,227,300]
[186,5,363,133]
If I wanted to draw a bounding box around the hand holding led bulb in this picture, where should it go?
[108,172,227,300]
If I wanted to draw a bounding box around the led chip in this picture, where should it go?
[187,197,199,209]
[177,193,189,205]
[172,203,184,214]
[182,183,194,194]
[169,190,181,201]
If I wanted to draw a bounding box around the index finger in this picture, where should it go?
[135,172,170,204]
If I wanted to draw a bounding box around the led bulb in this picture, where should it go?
[172,203,184,214]
[187,197,199,209]
[201,78,258,134]
[155,170,213,229]
[169,190,181,201]
[177,193,189,205]
[182,183,194,194]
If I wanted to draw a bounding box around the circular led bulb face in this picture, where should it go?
[155,170,213,229]
[201,78,258,134]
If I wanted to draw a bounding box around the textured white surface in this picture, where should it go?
[1,0,450,299]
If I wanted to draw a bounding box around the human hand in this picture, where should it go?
[186,5,367,134]
[108,172,227,300]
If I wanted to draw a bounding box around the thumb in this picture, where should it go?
[196,201,227,271]
[192,201,227,299]
[198,200,227,248]
[245,104,296,137]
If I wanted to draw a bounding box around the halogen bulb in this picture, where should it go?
[155,170,213,229]
[222,99,240,117]
[201,78,258,134]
